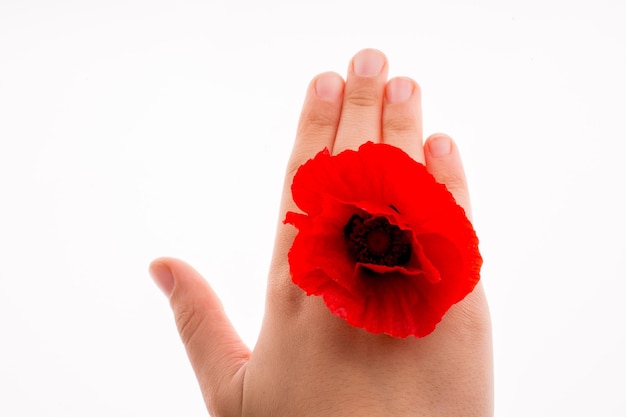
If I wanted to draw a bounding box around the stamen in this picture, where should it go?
[344,213,411,266]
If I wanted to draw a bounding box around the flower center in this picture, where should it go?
[344,213,412,266]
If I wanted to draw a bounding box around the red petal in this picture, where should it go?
[285,142,482,338]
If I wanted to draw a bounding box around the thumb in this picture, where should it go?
[149,257,249,415]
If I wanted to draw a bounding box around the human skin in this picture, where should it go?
[150,48,493,417]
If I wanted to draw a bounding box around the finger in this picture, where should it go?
[424,133,472,219]
[269,72,344,306]
[149,257,249,416]
[333,48,388,154]
[282,71,344,216]
[382,77,425,163]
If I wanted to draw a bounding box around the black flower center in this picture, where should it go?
[344,213,412,266]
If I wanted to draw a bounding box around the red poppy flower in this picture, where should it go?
[284,142,482,338]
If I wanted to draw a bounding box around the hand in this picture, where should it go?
[150,49,493,417]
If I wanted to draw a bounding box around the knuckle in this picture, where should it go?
[175,305,206,346]
[433,170,470,207]
[441,176,471,212]
[344,88,380,108]
[384,114,418,135]
[298,109,338,135]
[285,144,321,180]
[440,172,467,191]
[285,160,302,186]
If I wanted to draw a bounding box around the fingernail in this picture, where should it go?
[386,77,414,103]
[352,49,385,77]
[315,72,343,100]
[428,135,452,157]
[150,262,174,298]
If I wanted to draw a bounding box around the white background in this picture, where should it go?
[1,0,625,416]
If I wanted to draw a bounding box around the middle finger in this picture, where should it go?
[332,49,388,154]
